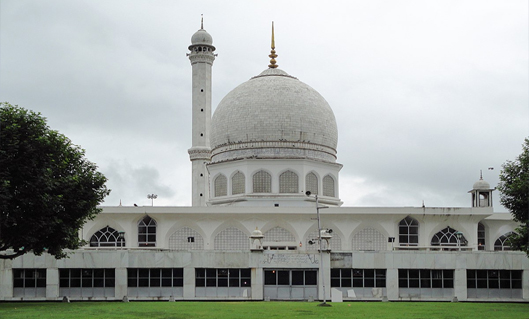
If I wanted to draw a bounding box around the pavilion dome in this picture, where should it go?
[190,28,213,46]
[473,178,491,190]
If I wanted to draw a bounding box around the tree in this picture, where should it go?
[498,137,529,256]
[0,103,110,259]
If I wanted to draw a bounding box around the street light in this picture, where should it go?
[147,194,158,206]
[455,231,463,251]
[305,191,331,307]
[118,231,125,250]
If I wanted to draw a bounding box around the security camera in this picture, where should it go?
[327,229,333,234]
[308,240,314,245]
[305,191,311,196]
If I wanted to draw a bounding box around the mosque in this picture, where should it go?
[1,22,527,302]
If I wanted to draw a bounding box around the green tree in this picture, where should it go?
[498,137,529,256]
[0,103,110,259]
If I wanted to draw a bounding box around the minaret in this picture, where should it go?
[187,17,216,206]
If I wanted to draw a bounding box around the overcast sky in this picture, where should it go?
[1,0,527,211]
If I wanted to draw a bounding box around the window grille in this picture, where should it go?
[214,174,227,197]
[352,228,386,251]
[322,175,335,197]
[232,172,245,195]
[168,227,204,250]
[253,170,271,193]
[305,173,318,195]
[214,227,250,250]
[279,170,298,193]
[264,227,296,242]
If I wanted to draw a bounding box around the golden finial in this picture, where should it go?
[201,14,204,29]
[268,21,278,69]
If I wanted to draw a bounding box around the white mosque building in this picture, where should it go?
[1,22,527,302]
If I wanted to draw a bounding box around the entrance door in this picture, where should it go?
[264,269,318,300]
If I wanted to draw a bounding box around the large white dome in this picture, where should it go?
[210,68,338,163]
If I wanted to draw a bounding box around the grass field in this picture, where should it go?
[0,301,528,319]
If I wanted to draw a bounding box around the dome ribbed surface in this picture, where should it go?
[210,69,338,161]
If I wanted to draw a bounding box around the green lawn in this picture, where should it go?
[0,301,528,319]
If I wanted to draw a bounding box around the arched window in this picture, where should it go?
[214,174,227,197]
[431,227,467,248]
[138,215,156,247]
[279,170,298,193]
[253,170,271,193]
[352,228,386,251]
[478,222,486,250]
[169,227,204,250]
[232,172,245,195]
[494,232,515,251]
[214,227,249,250]
[322,175,335,197]
[305,172,318,195]
[90,226,124,247]
[399,217,419,246]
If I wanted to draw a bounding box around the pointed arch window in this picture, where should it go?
[305,173,318,195]
[494,232,515,251]
[232,172,245,195]
[214,174,227,197]
[431,227,467,248]
[399,217,419,246]
[322,175,335,197]
[279,170,298,193]
[90,226,124,247]
[478,222,486,250]
[253,170,271,193]
[138,215,157,247]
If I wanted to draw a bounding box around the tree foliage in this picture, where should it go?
[498,137,529,256]
[0,103,110,259]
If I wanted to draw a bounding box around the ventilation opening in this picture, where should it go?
[201,109,203,112]
[200,193,203,197]
[201,89,204,92]
[200,133,203,136]
[200,173,203,177]
[274,203,279,207]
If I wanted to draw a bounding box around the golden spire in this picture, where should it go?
[268,21,278,69]
[201,14,204,29]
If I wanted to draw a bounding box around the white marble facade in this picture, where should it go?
[1,23,527,302]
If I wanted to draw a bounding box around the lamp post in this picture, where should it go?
[306,191,331,307]
[118,231,125,250]
[147,194,158,206]
[455,231,463,251]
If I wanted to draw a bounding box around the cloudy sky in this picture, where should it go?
[1,0,527,210]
